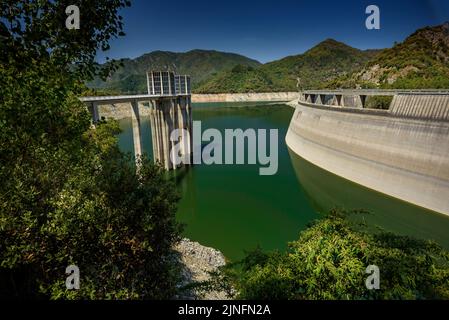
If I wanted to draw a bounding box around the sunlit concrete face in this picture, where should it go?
[286,93,449,216]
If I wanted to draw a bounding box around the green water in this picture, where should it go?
[117,102,449,261]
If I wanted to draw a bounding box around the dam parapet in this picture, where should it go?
[390,94,449,121]
[286,90,449,216]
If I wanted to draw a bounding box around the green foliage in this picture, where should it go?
[194,64,276,93]
[365,96,393,110]
[1,0,182,299]
[195,39,376,93]
[215,210,449,300]
[329,22,449,89]
[88,50,261,94]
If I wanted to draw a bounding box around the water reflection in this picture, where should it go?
[288,149,449,250]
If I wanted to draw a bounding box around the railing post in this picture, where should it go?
[360,95,367,108]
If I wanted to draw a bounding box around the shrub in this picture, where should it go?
[217,210,449,300]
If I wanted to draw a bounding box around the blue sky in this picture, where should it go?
[96,0,449,63]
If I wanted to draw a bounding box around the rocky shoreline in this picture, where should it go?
[174,238,229,300]
[191,92,299,103]
[95,92,299,120]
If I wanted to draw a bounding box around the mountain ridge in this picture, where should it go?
[87,22,449,94]
[194,38,378,93]
[327,22,449,89]
[88,49,261,94]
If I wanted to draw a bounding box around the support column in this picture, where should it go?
[360,95,367,108]
[335,94,343,106]
[149,101,158,163]
[176,97,188,158]
[88,102,100,123]
[154,104,165,166]
[148,96,193,170]
[186,96,193,162]
[320,94,327,105]
[131,100,143,167]
[168,98,178,169]
[161,99,173,170]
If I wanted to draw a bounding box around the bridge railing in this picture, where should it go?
[301,89,449,96]
[298,89,449,110]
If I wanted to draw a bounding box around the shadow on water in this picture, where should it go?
[288,148,449,250]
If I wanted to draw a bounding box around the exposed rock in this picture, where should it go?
[98,102,152,120]
[173,238,229,300]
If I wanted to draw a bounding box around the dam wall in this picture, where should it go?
[286,94,449,216]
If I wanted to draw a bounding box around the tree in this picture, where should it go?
[0,1,182,299]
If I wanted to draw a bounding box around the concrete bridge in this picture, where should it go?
[80,71,192,170]
[287,89,449,216]
[300,89,449,108]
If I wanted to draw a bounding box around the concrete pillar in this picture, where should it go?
[320,94,327,105]
[168,98,178,169]
[130,100,143,167]
[148,101,158,163]
[186,96,193,162]
[161,99,174,170]
[176,97,188,157]
[335,95,343,106]
[154,104,165,166]
[360,95,367,108]
[147,96,193,170]
[88,102,100,123]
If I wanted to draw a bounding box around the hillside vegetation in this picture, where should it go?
[89,50,261,94]
[88,22,449,94]
[195,39,378,93]
[327,22,449,89]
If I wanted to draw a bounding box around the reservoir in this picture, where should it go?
[117,102,449,261]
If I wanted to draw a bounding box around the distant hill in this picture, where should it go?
[88,49,261,94]
[194,39,379,93]
[327,22,449,89]
[88,22,449,94]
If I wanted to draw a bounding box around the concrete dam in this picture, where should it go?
[286,90,449,216]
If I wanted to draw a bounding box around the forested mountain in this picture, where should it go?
[195,39,378,93]
[88,49,261,94]
[88,22,449,94]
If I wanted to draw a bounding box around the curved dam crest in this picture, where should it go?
[286,93,449,216]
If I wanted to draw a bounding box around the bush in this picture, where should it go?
[218,210,449,300]
[365,96,393,109]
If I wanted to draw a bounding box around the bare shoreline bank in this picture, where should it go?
[174,238,229,300]
[96,92,298,119]
[191,92,299,103]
